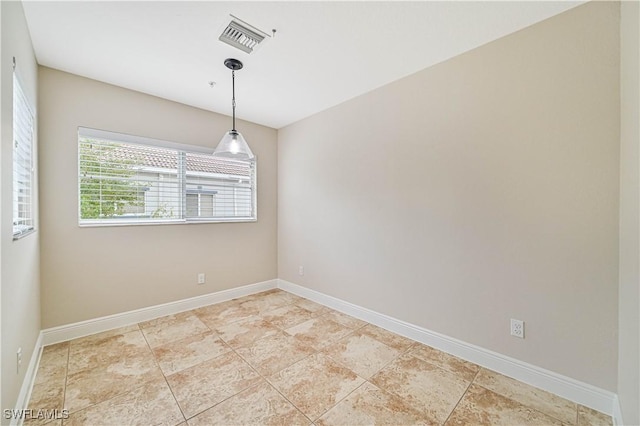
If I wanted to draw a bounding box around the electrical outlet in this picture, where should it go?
[510,319,524,338]
[197,273,205,285]
[16,347,22,374]
[298,266,304,276]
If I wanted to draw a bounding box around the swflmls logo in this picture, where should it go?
[3,409,69,420]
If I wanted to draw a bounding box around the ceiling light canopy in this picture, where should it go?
[213,58,255,161]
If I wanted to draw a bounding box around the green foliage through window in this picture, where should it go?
[79,139,144,219]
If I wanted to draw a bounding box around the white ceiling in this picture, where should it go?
[22,1,583,129]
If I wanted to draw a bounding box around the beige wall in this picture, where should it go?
[278,1,620,391]
[618,1,640,423]
[38,67,277,328]
[1,1,40,417]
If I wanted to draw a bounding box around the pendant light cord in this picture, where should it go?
[231,70,236,131]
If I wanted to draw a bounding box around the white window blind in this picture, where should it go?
[78,128,256,225]
[13,72,35,239]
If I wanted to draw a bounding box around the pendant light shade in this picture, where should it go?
[213,58,255,161]
[214,129,254,160]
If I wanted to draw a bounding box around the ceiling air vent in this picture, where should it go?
[219,15,269,54]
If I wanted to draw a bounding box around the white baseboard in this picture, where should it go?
[612,395,624,426]
[11,332,43,426]
[277,279,618,418]
[41,279,277,346]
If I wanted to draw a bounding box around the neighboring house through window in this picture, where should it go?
[186,191,216,218]
[78,127,256,225]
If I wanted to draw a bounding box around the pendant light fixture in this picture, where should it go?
[213,58,255,160]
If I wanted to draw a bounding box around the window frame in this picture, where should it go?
[77,127,257,227]
[12,70,36,240]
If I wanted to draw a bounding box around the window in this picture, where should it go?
[186,193,215,218]
[78,128,256,225]
[13,72,35,239]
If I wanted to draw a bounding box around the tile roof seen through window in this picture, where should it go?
[87,140,251,177]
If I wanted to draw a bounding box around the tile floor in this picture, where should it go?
[26,289,613,426]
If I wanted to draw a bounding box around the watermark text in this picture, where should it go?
[3,409,69,421]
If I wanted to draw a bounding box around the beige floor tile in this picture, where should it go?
[246,289,282,298]
[294,299,330,316]
[445,384,565,425]
[26,343,69,426]
[36,342,70,377]
[28,290,594,426]
[63,378,184,426]
[26,418,63,426]
[68,329,151,375]
[247,289,298,300]
[258,290,305,307]
[188,381,310,426]
[261,304,316,329]
[192,299,239,316]
[370,352,470,423]
[214,315,280,348]
[152,331,230,375]
[317,381,431,426]
[26,385,67,426]
[69,325,140,347]
[285,316,353,350]
[358,324,416,352]
[139,311,209,348]
[323,331,401,378]
[408,344,479,382]
[36,342,69,374]
[474,368,577,424]
[235,330,316,376]
[577,405,612,426]
[237,294,295,315]
[322,310,368,330]
[65,351,163,413]
[268,353,365,421]
[238,290,281,302]
[193,300,259,329]
[166,351,261,419]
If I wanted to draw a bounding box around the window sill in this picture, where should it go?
[78,218,257,228]
[13,228,36,241]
